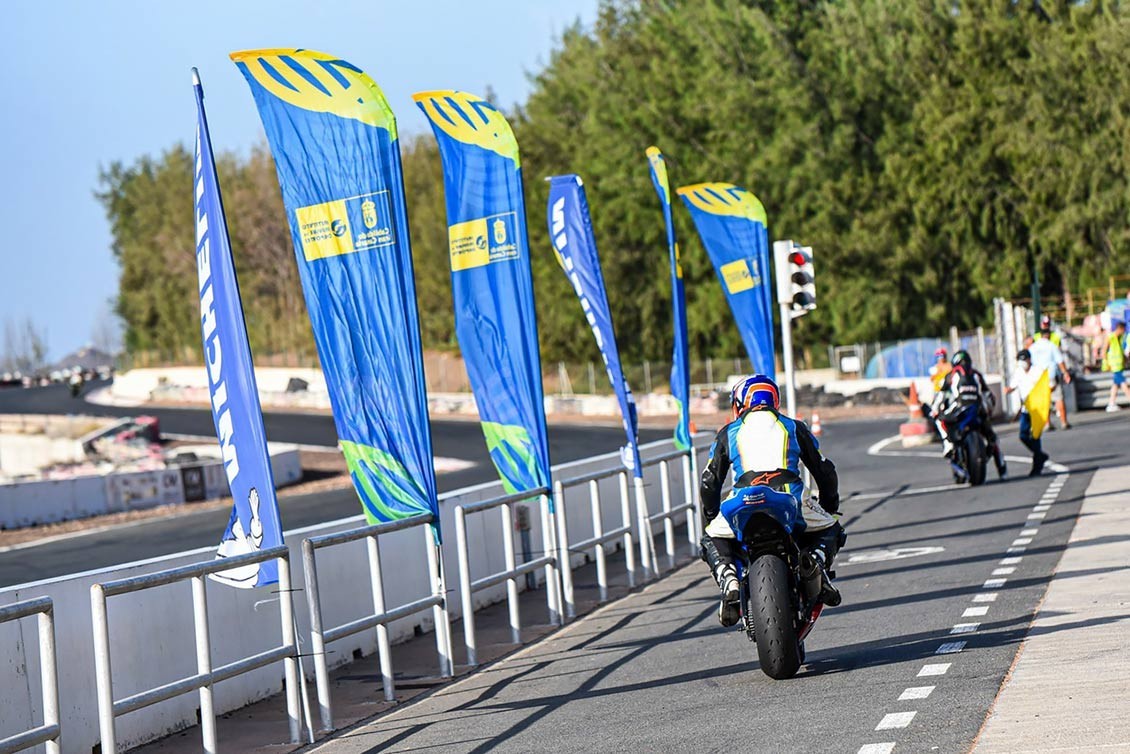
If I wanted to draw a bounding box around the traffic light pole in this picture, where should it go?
[779,302,797,417]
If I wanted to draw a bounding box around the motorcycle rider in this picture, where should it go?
[700,375,846,627]
[931,350,1007,480]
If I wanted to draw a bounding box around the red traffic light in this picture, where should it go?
[788,250,809,266]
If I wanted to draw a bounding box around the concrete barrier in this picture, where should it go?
[0,444,302,529]
[0,436,705,753]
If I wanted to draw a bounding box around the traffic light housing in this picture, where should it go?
[773,240,816,317]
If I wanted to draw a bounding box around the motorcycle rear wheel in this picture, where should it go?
[748,554,802,680]
[965,433,987,486]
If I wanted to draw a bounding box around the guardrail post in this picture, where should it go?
[424,527,454,678]
[541,492,563,625]
[633,475,656,580]
[455,508,477,667]
[39,605,60,754]
[554,480,575,620]
[683,451,699,544]
[191,575,217,753]
[659,460,675,570]
[90,584,117,754]
[500,502,521,645]
[618,471,636,587]
[366,534,395,702]
[277,556,301,744]
[302,539,334,733]
[588,478,608,602]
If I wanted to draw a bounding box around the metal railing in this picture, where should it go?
[0,597,59,754]
[302,512,453,732]
[554,447,700,619]
[454,487,561,667]
[90,546,303,754]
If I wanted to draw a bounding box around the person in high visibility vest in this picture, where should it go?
[930,348,952,393]
[1033,314,1063,347]
[1101,320,1130,412]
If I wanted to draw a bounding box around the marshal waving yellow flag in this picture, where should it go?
[1026,369,1052,440]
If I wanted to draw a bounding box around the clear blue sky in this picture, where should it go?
[0,0,598,362]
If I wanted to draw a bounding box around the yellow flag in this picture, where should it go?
[1026,369,1052,440]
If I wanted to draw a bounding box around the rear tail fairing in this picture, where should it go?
[718,485,802,543]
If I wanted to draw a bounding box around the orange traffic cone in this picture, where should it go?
[900,380,932,446]
[810,411,823,437]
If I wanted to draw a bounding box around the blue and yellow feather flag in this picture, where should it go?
[645,147,691,451]
[232,49,439,533]
[413,90,551,498]
[676,182,776,378]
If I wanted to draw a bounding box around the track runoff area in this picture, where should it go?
[310,414,1112,754]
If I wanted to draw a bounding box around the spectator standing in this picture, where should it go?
[1004,349,1050,476]
[1028,333,1072,429]
[1100,320,1130,412]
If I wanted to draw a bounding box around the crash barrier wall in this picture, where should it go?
[0,436,705,754]
[89,547,303,754]
[0,445,301,529]
[0,597,59,754]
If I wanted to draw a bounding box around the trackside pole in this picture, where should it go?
[780,301,797,417]
[545,494,565,624]
[455,508,477,667]
[633,475,657,580]
[302,540,333,731]
[425,527,454,678]
[618,471,637,587]
[190,576,216,754]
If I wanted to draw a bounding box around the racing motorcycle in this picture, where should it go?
[938,403,987,486]
[718,483,838,680]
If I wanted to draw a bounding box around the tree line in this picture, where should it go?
[100,0,1130,366]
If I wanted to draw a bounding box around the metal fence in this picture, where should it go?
[454,487,561,668]
[553,446,700,620]
[90,546,304,754]
[301,512,453,732]
[0,597,59,754]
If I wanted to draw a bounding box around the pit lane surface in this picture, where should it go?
[310,416,1120,754]
[0,382,668,587]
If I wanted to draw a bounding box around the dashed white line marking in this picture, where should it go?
[858,744,896,754]
[992,567,1016,576]
[1020,529,1039,536]
[983,578,1007,589]
[1027,512,1046,520]
[918,662,951,676]
[937,641,966,654]
[877,711,917,730]
[963,606,990,617]
[899,685,936,701]
[973,593,998,603]
[1012,538,1033,546]
[1000,557,1022,565]
[1006,546,1027,554]
[951,623,979,634]
[1033,505,1050,512]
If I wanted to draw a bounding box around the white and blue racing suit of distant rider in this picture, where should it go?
[701,407,840,540]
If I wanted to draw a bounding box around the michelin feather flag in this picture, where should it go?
[645,147,691,451]
[676,183,776,379]
[193,69,284,588]
[414,90,551,496]
[232,49,439,532]
[547,175,642,476]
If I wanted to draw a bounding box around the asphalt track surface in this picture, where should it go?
[312,414,1123,754]
[0,382,667,587]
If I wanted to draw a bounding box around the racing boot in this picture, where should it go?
[715,564,741,627]
[991,443,1008,480]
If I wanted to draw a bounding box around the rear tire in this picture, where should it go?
[748,555,801,679]
[966,434,986,486]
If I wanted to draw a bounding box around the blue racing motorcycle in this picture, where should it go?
[938,403,987,486]
[718,484,832,680]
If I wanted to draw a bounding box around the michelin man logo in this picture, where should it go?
[213,487,266,587]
